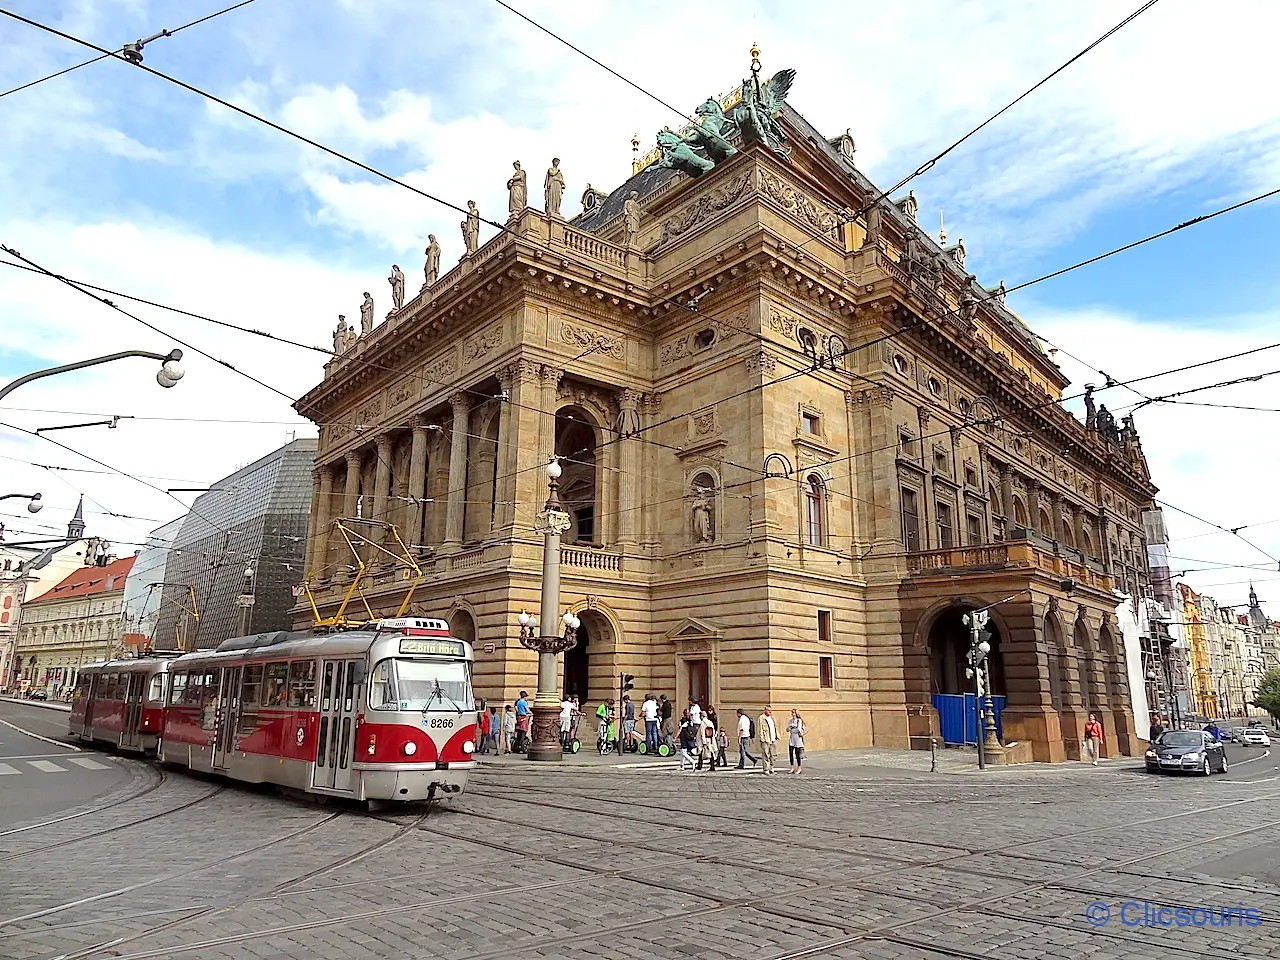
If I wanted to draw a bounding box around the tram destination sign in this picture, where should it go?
[399,638,467,657]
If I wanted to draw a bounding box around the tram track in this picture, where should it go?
[0,760,164,842]
[39,804,445,960]
[21,778,1280,960]
[0,779,226,864]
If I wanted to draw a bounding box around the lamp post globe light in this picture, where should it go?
[0,348,185,403]
[518,458,579,762]
[0,492,43,513]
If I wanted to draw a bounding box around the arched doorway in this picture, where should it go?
[563,621,590,703]
[555,406,599,545]
[449,609,477,647]
[927,606,1005,697]
[927,604,1007,745]
[1074,619,1096,711]
[1045,615,1064,712]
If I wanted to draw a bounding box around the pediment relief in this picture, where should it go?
[665,617,724,642]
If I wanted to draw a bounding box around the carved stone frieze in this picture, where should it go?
[422,349,459,387]
[660,172,754,244]
[560,319,625,361]
[463,321,506,365]
[766,306,797,339]
[759,170,840,238]
[660,335,693,367]
[387,377,416,410]
[713,310,750,341]
[355,395,383,425]
[691,407,718,439]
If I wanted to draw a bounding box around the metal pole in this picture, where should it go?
[972,613,985,771]
[527,465,572,762]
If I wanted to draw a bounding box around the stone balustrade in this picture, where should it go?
[906,539,1114,592]
[560,547,622,573]
[560,227,627,268]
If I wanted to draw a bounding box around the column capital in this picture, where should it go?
[618,387,641,409]
[539,364,564,389]
[374,431,395,452]
[449,391,471,412]
[411,413,434,431]
[345,449,363,467]
[501,358,541,386]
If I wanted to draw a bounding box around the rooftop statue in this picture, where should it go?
[687,98,739,163]
[656,129,715,178]
[731,67,796,157]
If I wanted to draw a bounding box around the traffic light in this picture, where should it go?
[620,672,634,695]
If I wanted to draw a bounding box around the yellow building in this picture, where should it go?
[1178,583,1215,717]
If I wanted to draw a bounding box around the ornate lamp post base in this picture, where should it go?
[522,631,578,762]
[982,696,1005,763]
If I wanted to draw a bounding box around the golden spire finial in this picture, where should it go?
[631,132,640,154]
[939,210,947,247]
[630,132,642,174]
[750,41,761,76]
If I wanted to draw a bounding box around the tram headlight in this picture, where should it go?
[462,740,475,755]
[403,742,417,756]
[366,734,377,756]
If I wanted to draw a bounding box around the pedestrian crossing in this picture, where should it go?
[0,757,110,776]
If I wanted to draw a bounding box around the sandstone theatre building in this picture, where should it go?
[294,61,1158,762]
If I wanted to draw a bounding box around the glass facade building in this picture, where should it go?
[153,439,316,650]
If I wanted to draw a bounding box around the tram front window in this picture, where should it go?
[370,659,471,712]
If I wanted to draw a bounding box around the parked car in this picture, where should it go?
[1145,730,1228,776]
[1229,727,1247,743]
[28,690,48,701]
[1242,728,1271,747]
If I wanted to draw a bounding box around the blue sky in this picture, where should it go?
[3,0,1280,605]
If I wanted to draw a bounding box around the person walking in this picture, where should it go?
[787,709,806,774]
[757,705,779,775]
[695,715,718,772]
[1082,712,1103,765]
[689,698,702,727]
[735,708,758,769]
[501,704,516,754]
[641,693,660,753]
[677,710,697,771]
[559,695,576,750]
[487,705,502,754]
[1148,713,1165,744]
[621,695,636,751]
[477,700,491,754]
[660,695,674,750]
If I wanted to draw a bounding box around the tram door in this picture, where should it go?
[119,674,145,749]
[213,666,242,769]
[314,659,361,792]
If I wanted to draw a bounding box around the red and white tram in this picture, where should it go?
[69,655,175,753]
[157,617,476,803]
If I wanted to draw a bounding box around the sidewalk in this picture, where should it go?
[0,695,71,713]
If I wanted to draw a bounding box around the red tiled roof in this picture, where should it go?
[27,556,135,605]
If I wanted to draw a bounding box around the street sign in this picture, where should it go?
[483,642,495,655]
[235,595,256,607]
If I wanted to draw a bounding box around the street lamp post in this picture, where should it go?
[518,460,580,762]
[0,349,184,402]
[0,493,43,514]
[236,566,256,637]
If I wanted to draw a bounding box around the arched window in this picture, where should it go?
[805,475,827,546]
[1038,508,1053,537]
[1081,527,1094,558]
[1013,497,1029,527]
[1062,519,1077,549]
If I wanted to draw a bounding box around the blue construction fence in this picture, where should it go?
[931,693,1007,746]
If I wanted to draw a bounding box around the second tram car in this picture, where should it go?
[69,655,175,753]
[158,617,476,803]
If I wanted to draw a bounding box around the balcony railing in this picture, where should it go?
[561,547,622,573]
[906,539,1114,592]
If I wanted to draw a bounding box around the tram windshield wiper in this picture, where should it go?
[434,678,466,716]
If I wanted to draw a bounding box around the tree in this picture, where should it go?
[1252,667,1280,722]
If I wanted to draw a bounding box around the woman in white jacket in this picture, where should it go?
[787,709,806,774]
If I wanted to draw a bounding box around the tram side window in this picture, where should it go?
[370,660,398,710]
[73,674,91,701]
[286,661,318,709]
[182,672,204,706]
[102,674,120,700]
[240,664,263,707]
[169,673,187,705]
[146,674,166,703]
[262,662,288,707]
[200,672,218,730]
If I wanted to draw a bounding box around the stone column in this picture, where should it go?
[1000,465,1014,531]
[407,418,430,548]
[372,433,393,522]
[304,469,322,576]
[616,389,641,547]
[343,451,362,521]
[444,392,471,550]
[501,359,542,534]
[310,465,334,578]
[539,365,564,466]
[492,367,516,532]
[1050,494,1065,546]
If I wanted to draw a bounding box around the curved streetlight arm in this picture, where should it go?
[0,349,183,403]
[0,493,41,502]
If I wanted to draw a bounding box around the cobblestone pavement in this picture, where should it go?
[3,749,1279,960]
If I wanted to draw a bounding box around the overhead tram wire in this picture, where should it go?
[0,0,262,99]
[5,8,1278,537]
[1155,499,1280,568]
[7,183,1280,535]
